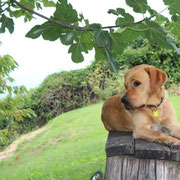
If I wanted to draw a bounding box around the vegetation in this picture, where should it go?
[0,0,180,155]
[0,102,108,180]
[25,61,124,127]
[118,37,180,87]
[0,1,179,178]
[0,39,180,150]
[0,55,19,94]
[0,0,180,72]
[0,59,123,150]
[0,95,36,149]
[0,55,36,149]
[0,96,180,180]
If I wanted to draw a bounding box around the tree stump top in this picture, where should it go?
[106,131,180,162]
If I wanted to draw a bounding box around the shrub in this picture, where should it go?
[0,95,36,149]
[26,61,123,126]
[118,38,180,88]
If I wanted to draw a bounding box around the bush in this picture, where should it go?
[0,95,36,149]
[118,38,180,88]
[26,61,123,126]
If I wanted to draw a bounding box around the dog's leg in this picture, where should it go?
[132,112,180,146]
[162,121,180,139]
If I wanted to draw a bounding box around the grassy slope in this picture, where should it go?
[0,102,107,180]
[0,96,180,180]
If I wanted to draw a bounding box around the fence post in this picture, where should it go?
[105,131,180,180]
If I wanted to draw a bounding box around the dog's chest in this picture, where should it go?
[151,123,160,131]
[150,109,163,131]
[150,116,162,131]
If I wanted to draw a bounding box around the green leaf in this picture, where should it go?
[81,32,93,44]
[60,31,74,45]
[116,17,134,26]
[108,9,119,16]
[94,46,107,61]
[81,32,94,50]
[115,8,134,26]
[9,10,24,18]
[54,0,78,24]
[94,30,112,51]
[126,0,148,13]
[68,43,84,63]
[163,0,180,15]
[108,8,134,26]
[36,2,42,10]
[25,25,43,39]
[40,0,56,7]
[88,23,101,30]
[167,16,180,37]
[166,38,180,55]
[120,27,141,43]
[26,22,63,41]
[20,0,35,10]
[110,33,125,55]
[155,14,169,25]
[144,19,172,49]
[0,14,14,34]
[104,48,119,74]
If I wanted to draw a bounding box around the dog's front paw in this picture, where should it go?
[171,138,180,146]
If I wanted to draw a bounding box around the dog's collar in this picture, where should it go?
[139,96,164,110]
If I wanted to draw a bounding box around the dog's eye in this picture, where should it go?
[133,81,141,87]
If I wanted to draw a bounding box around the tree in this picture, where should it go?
[0,55,36,149]
[0,0,180,73]
[0,55,20,94]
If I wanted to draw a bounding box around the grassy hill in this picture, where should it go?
[0,96,180,180]
[0,102,107,180]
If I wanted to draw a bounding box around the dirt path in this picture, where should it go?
[0,127,46,162]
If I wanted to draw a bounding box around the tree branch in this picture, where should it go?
[12,0,92,31]
[0,2,13,14]
[12,0,155,31]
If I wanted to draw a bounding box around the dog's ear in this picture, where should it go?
[145,66,167,93]
[124,69,131,79]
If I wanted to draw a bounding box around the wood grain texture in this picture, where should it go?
[106,131,180,161]
[105,131,180,180]
[105,155,180,180]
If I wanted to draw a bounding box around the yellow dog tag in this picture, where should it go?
[153,110,159,117]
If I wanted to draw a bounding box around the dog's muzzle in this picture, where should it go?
[121,95,133,110]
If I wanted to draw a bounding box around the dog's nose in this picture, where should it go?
[121,95,129,104]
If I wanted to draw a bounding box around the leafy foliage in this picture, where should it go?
[24,61,123,126]
[0,56,36,149]
[0,95,36,149]
[0,55,19,94]
[0,14,14,33]
[0,0,180,150]
[1,0,179,73]
[118,37,180,88]
[54,0,78,24]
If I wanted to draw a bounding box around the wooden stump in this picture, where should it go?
[105,131,180,180]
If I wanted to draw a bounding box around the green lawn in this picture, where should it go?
[0,96,180,180]
[170,96,180,122]
[0,102,108,180]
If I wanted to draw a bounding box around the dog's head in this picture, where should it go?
[121,64,167,110]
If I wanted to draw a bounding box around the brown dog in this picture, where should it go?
[101,64,180,145]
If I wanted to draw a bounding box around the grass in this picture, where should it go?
[0,96,180,180]
[169,96,180,121]
[0,102,107,180]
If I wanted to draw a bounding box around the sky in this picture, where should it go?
[0,0,168,90]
